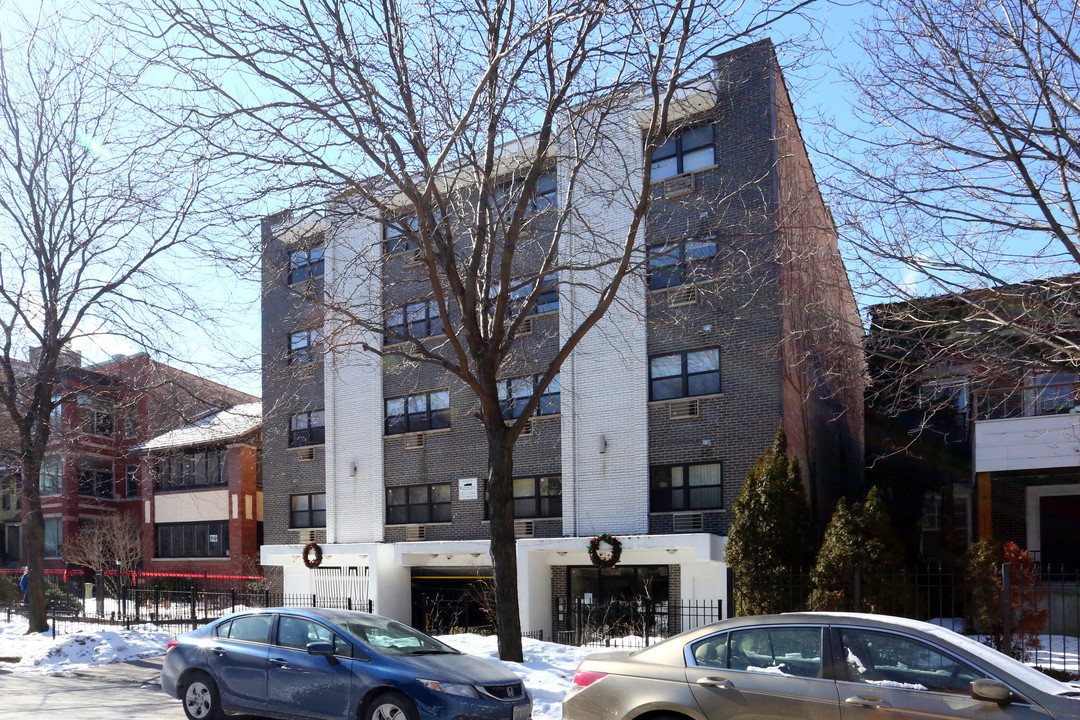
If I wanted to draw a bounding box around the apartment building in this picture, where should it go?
[13,351,257,571]
[260,39,865,636]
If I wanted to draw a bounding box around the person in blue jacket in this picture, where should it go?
[19,566,28,604]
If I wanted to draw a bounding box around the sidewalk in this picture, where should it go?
[70,654,164,687]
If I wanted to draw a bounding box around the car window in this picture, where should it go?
[691,633,728,669]
[839,628,982,694]
[225,615,273,644]
[214,620,232,638]
[276,615,353,657]
[336,616,458,656]
[728,627,823,678]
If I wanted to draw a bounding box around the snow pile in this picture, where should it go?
[0,615,173,674]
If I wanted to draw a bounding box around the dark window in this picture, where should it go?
[499,374,560,420]
[385,300,443,345]
[838,628,981,694]
[40,457,63,496]
[289,410,325,447]
[217,614,273,644]
[44,518,62,557]
[78,462,114,497]
[290,493,326,528]
[649,348,720,400]
[493,172,557,215]
[276,615,351,656]
[77,394,114,437]
[290,327,323,364]
[154,449,228,490]
[727,627,823,678]
[154,521,229,558]
[651,125,714,181]
[508,273,559,316]
[386,483,451,524]
[513,476,562,518]
[125,465,139,497]
[647,237,718,289]
[289,245,325,284]
[385,390,451,435]
[650,462,723,512]
[49,396,63,430]
[384,216,420,254]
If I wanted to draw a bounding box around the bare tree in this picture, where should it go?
[128,0,822,660]
[0,9,212,632]
[62,511,143,598]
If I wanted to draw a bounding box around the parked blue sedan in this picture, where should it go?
[161,607,532,720]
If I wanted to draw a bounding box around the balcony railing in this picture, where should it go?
[971,381,1080,421]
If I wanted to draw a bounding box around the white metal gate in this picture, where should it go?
[312,565,370,609]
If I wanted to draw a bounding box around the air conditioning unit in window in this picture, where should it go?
[303,530,316,543]
[297,447,315,461]
[673,512,703,532]
[663,174,695,198]
[403,248,424,268]
[669,285,698,307]
[669,399,700,420]
[514,520,535,538]
[403,433,425,450]
[517,418,534,438]
[518,316,534,336]
[406,524,426,541]
[295,363,317,380]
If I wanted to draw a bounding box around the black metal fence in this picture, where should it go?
[551,598,724,650]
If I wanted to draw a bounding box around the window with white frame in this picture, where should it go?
[647,237,718,289]
[288,245,325,284]
[385,300,443,345]
[651,125,714,181]
[649,348,721,401]
[385,390,451,435]
[499,374,560,420]
[290,327,323,364]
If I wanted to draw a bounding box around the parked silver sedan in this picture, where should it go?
[563,612,1080,720]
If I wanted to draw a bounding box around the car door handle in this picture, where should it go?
[270,658,289,669]
[211,647,227,657]
[844,695,892,709]
[696,677,733,688]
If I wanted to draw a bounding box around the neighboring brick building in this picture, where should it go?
[260,39,865,636]
[10,352,257,571]
[866,275,1080,567]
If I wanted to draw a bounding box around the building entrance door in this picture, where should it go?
[1040,493,1080,569]
[410,567,493,634]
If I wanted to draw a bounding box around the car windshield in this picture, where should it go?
[336,616,460,656]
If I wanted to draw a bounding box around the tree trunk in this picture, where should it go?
[21,464,48,633]
[486,432,524,662]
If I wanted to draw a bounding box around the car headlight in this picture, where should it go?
[418,679,479,698]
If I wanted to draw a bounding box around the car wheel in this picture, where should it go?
[182,672,224,720]
[366,691,420,720]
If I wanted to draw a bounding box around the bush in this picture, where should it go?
[964,539,1047,660]
[0,573,19,607]
[45,585,82,614]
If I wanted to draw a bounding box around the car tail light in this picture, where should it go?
[572,670,607,688]
[166,639,178,653]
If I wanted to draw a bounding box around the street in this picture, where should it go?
[0,672,185,718]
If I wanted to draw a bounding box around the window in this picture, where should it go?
[838,628,981,694]
[154,449,228,490]
[647,237,718,289]
[386,483,451,524]
[288,245,325,284]
[649,348,721,400]
[289,410,326,447]
[384,215,420,254]
[290,327,323,364]
[1,491,8,511]
[921,495,941,531]
[385,390,450,435]
[651,462,723,512]
[123,404,137,439]
[77,393,114,437]
[78,461,114,498]
[651,125,714,181]
[275,616,352,656]
[215,614,273,644]
[290,493,326,528]
[513,476,561,518]
[1034,372,1078,415]
[493,172,557,215]
[125,464,139,498]
[920,379,970,426]
[726,626,823,679]
[499,374,560,420]
[508,273,559,316]
[155,521,229,558]
[40,457,63,496]
[49,396,63,430]
[44,517,63,557]
[385,300,443,344]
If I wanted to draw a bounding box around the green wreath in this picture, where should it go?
[302,541,323,569]
[587,533,622,568]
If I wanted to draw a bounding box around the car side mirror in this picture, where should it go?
[307,641,339,664]
[971,678,1013,704]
